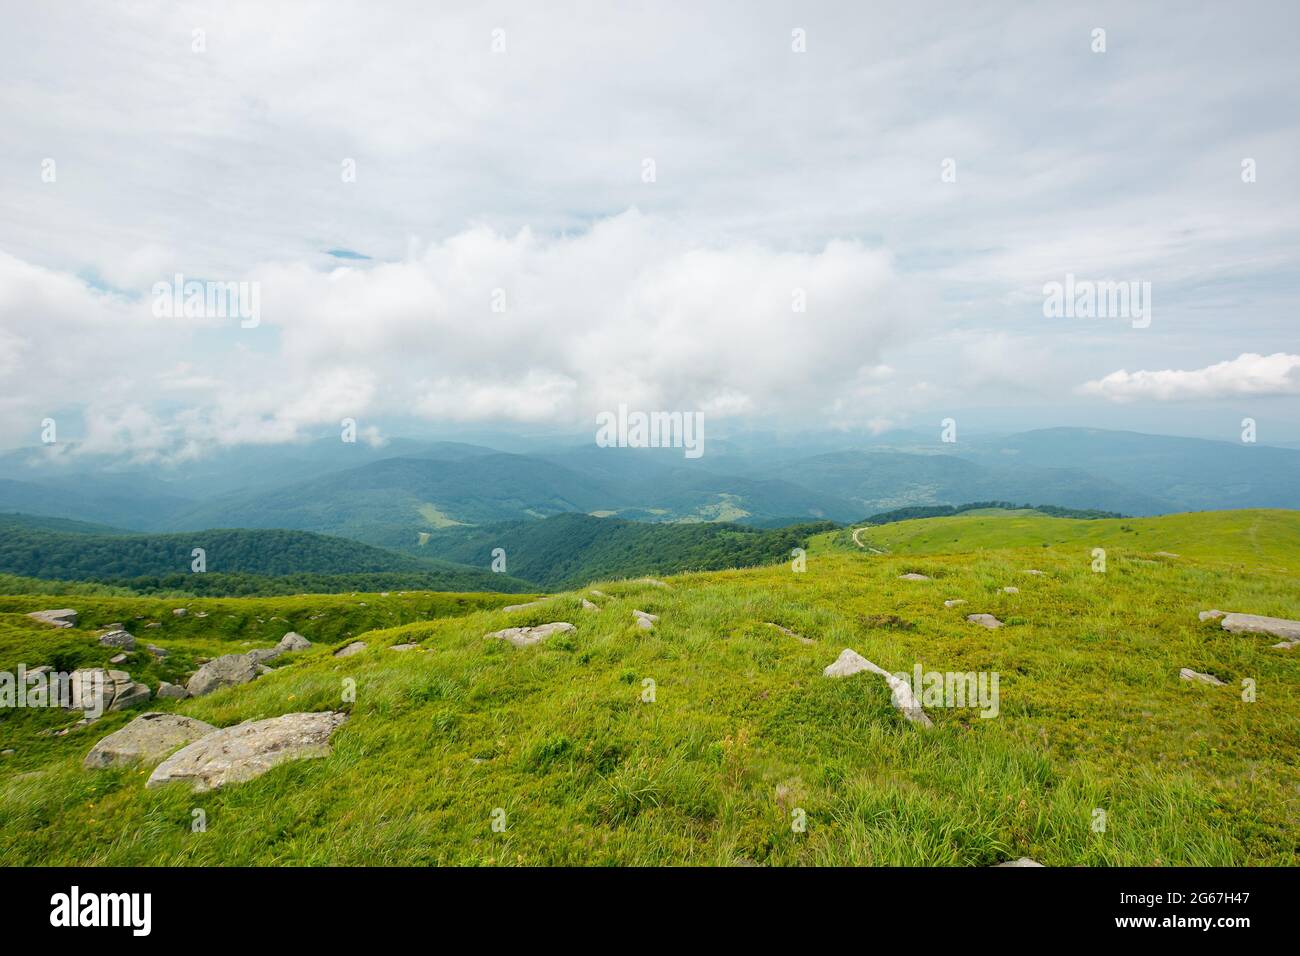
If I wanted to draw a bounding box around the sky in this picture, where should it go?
[1,0,1298,461]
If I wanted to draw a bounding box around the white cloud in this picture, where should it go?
[1080,353,1300,402]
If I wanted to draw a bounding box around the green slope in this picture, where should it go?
[0,525,535,594]
[838,508,1300,568]
[414,513,838,588]
[0,508,1295,865]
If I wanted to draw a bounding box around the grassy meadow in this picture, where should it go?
[0,509,1296,865]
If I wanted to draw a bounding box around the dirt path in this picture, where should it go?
[851,527,887,554]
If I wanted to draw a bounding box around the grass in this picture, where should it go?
[0,510,1296,865]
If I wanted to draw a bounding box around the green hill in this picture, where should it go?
[0,524,535,594]
[839,507,1300,569]
[0,508,1295,865]
[414,513,838,588]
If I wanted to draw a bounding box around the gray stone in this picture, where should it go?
[157,681,189,700]
[1002,586,1019,594]
[388,643,419,651]
[1199,609,1225,622]
[632,610,658,631]
[898,573,931,581]
[172,608,188,617]
[1023,569,1045,576]
[581,599,600,612]
[485,622,575,648]
[1219,613,1300,641]
[968,613,1004,629]
[186,653,260,697]
[278,632,311,652]
[333,641,367,658]
[64,668,152,715]
[1180,668,1226,686]
[98,629,135,650]
[943,599,967,608]
[821,649,932,728]
[590,590,608,598]
[248,646,283,663]
[766,622,814,645]
[994,858,1044,867]
[109,653,128,664]
[146,711,348,792]
[146,644,169,657]
[84,712,217,769]
[27,608,77,628]
[1272,639,1298,650]
[502,599,549,613]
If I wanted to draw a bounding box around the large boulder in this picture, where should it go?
[157,681,189,700]
[98,629,136,650]
[1219,613,1300,642]
[28,608,77,628]
[84,713,216,769]
[485,622,575,648]
[146,712,348,792]
[186,653,260,697]
[278,632,311,652]
[334,641,367,658]
[64,668,152,715]
[822,649,933,728]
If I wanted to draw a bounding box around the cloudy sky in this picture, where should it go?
[1,0,1298,459]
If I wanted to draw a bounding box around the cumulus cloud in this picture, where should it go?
[0,213,916,456]
[1080,353,1300,402]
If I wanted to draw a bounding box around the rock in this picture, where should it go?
[98,629,136,650]
[1023,569,1045,576]
[502,599,549,613]
[248,647,283,664]
[278,632,311,652]
[256,664,273,676]
[186,653,260,697]
[388,643,419,651]
[1002,586,1019,594]
[145,622,161,629]
[1272,639,1298,650]
[146,644,169,658]
[333,641,367,658]
[64,668,152,715]
[1180,668,1226,686]
[157,681,189,700]
[172,608,187,617]
[821,649,932,728]
[943,599,967,608]
[109,653,128,664]
[1199,609,1225,621]
[27,608,77,628]
[485,622,575,648]
[0,749,13,756]
[147,712,348,792]
[1219,613,1300,642]
[968,614,1004,629]
[83,713,217,769]
[1153,551,1179,558]
[581,599,600,612]
[590,590,608,598]
[765,622,814,645]
[898,573,930,581]
[632,610,658,631]
[994,858,1044,867]
[195,612,208,618]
